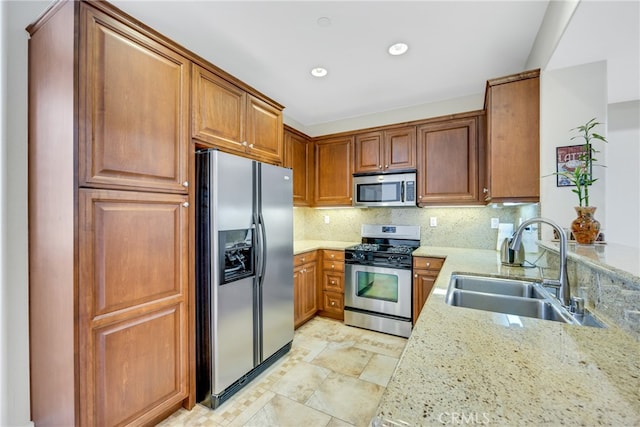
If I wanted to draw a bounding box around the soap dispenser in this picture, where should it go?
[500,237,525,266]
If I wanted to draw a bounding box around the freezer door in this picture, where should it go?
[258,163,294,361]
[209,151,256,392]
[212,276,255,394]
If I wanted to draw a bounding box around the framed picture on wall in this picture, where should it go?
[556,144,589,187]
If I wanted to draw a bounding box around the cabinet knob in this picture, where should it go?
[483,187,489,194]
[182,181,189,187]
[330,301,336,306]
[419,195,423,199]
[379,165,382,169]
[242,141,248,147]
[426,263,430,268]
[414,274,418,278]
[249,143,254,149]
[385,164,389,168]
[331,264,335,269]
[301,257,305,262]
[331,280,336,285]
[182,202,189,208]
[330,254,335,259]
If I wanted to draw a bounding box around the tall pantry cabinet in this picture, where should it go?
[28,2,190,426]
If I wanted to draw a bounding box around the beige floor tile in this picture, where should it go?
[358,354,399,387]
[311,342,373,377]
[159,317,402,427]
[270,361,331,403]
[242,394,332,427]
[327,417,355,427]
[305,372,385,427]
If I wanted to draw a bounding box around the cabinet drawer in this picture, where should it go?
[323,291,344,314]
[413,257,444,271]
[322,260,344,273]
[294,250,318,267]
[323,250,345,262]
[323,272,343,292]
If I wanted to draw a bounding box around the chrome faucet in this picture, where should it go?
[510,217,571,307]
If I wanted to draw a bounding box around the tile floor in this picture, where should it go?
[158,317,407,427]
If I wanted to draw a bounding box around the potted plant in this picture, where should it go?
[554,118,608,244]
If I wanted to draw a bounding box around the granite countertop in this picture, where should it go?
[376,246,640,426]
[294,240,358,254]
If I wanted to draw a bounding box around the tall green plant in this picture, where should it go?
[556,118,608,207]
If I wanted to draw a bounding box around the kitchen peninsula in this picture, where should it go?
[374,244,640,426]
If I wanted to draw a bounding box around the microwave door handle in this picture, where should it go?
[401,181,405,202]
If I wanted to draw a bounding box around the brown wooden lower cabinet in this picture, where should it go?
[318,250,345,320]
[78,189,189,426]
[412,257,445,323]
[293,251,319,328]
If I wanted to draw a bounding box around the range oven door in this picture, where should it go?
[344,263,412,319]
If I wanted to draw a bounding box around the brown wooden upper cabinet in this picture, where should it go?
[284,127,314,206]
[484,69,540,203]
[192,64,284,165]
[417,115,481,205]
[79,3,190,194]
[314,136,353,206]
[354,126,416,174]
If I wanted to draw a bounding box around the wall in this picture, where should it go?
[540,61,608,240]
[284,93,484,138]
[1,0,8,423]
[2,2,49,426]
[606,101,640,248]
[294,205,540,251]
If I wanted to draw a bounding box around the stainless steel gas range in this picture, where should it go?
[344,224,420,338]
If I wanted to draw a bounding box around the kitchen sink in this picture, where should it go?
[446,289,573,323]
[445,274,606,327]
[450,274,546,299]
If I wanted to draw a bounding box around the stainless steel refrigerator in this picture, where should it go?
[195,149,294,409]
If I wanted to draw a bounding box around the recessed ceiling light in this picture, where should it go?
[317,17,331,27]
[388,42,409,56]
[311,67,328,77]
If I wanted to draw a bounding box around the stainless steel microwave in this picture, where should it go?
[352,172,417,207]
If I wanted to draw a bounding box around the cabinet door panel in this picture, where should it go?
[246,95,283,164]
[354,132,383,173]
[192,65,246,152]
[487,76,540,201]
[417,118,478,204]
[314,137,353,206]
[93,304,187,426]
[384,126,416,171]
[285,130,313,206]
[80,189,188,316]
[80,6,189,192]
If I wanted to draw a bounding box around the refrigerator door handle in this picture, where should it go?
[257,212,267,282]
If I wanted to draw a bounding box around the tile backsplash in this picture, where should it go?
[294,204,540,250]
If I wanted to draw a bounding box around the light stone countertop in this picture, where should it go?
[294,240,358,254]
[375,246,640,426]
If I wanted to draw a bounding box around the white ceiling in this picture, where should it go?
[110,0,639,128]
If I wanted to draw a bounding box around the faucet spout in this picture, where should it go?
[510,217,571,306]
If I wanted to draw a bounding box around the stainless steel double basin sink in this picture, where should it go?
[445,274,606,328]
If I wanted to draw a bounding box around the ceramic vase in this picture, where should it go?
[570,206,601,245]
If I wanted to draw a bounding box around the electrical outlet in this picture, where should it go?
[430,217,437,227]
[491,218,499,229]
[323,215,330,224]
